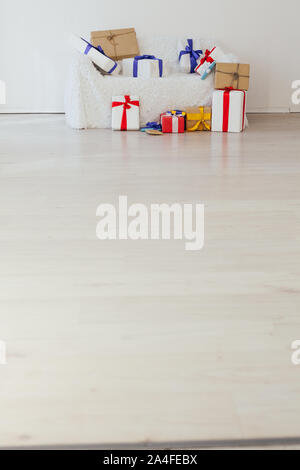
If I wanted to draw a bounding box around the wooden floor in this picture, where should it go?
[0,114,299,449]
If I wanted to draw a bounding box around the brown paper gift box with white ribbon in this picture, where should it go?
[91,28,140,61]
[215,63,250,91]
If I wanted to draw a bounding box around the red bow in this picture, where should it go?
[112,95,139,130]
[199,47,215,66]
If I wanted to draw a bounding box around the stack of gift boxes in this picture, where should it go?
[71,30,250,134]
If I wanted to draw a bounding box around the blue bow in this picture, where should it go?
[167,110,185,116]
[141,122,162,132]
[179,39,202,73]
[133,55,163,77]
[81,37,117,74]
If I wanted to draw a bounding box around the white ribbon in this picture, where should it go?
[172,116,179,133]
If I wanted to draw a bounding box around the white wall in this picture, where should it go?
[1,0,299,113]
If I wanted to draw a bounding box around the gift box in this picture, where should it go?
[211,89,246,133]
[91,28,139,61]
[185,106,211,131]
[161,111,185,133]
[178,39,203,74]
[112,95,140,131]
[194,46,223,79]
[122,55,164,78]
[215,63,250,91]
[70,34,120,75]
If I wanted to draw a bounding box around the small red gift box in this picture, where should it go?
[160,112,185,133]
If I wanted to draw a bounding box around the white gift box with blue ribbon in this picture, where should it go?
[70,34,120,76]
[178,39,203,74]
[122,55,164,78]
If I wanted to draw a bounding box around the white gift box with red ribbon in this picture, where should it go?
[112,95,140,130]
[211,89,246,133]
[195,46,223,79]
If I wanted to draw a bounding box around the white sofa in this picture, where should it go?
[65,35,235,129]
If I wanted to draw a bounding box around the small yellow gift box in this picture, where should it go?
[185,106,212,131]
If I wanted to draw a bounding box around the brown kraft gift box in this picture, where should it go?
[91,28,140,61]
[185,106,212,131]
[215,63,250,91]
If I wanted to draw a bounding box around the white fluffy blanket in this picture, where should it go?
[65,35,236,129]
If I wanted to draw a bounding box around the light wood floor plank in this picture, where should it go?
[0,114,299,447]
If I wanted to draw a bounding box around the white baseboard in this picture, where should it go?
[0,109,64,114]
[247,107,290,113]
[290,105,300,113]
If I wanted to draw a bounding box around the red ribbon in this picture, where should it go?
[199,47,216,66]
[112,95,139,130]
[222,87,246,132]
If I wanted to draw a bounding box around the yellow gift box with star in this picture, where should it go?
[185,106,212,131]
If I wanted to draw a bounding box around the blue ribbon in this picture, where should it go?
[166,110,185,116]
[147,122,162,130]
[82,37,104,55]
[107,62,118,74]
[81,38,117,74]
[178,39,202,73]
[133,55,163,77]
[141,122,162,132]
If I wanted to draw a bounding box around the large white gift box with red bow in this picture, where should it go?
[195,46,224,79]
[112,95,140,131]
[211,89,246,133]
[70,34,121,75]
